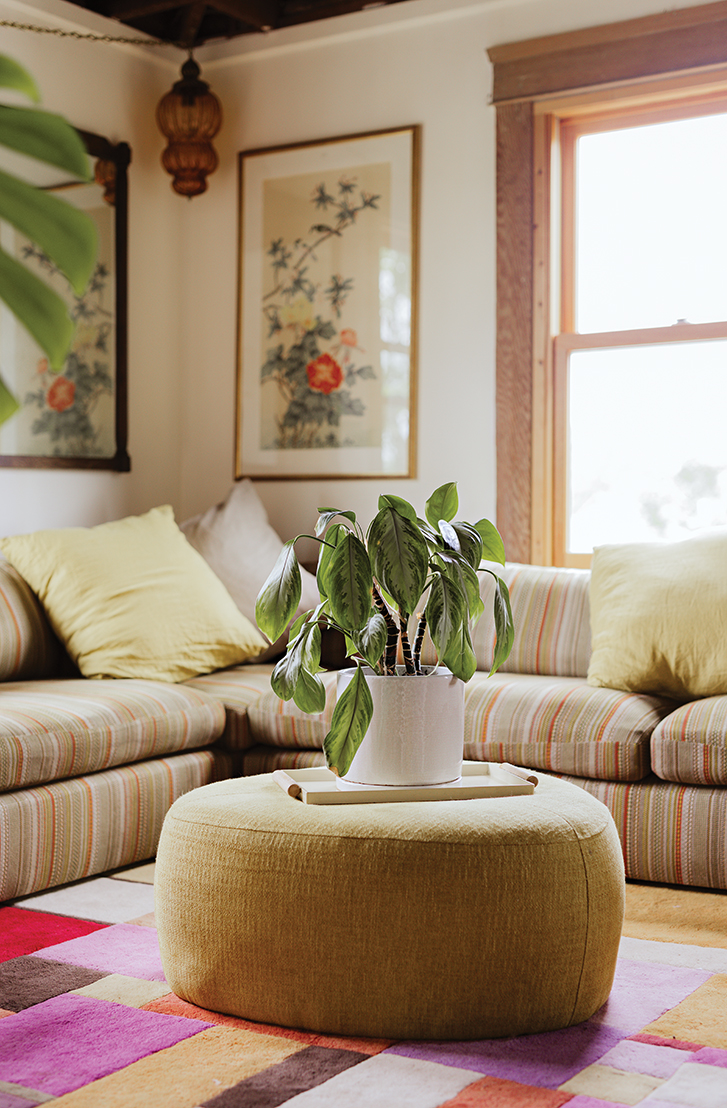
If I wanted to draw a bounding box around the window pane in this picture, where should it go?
[567,340,727,552]
[576,114,727,332]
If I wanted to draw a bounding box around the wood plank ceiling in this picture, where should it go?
[66,0,408,46]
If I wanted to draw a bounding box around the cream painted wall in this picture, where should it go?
[178,0,713,557]
[0,0,711,550]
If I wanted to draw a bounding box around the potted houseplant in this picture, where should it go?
[255,482,514,785]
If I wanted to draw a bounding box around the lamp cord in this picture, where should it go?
[0,17,183,49]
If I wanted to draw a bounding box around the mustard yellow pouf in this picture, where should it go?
[154,770,624,1040]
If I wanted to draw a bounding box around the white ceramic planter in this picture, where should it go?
[336,666,465,788]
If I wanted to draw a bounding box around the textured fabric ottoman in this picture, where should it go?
[154,771,625,1040]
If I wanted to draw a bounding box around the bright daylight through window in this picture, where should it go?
[559,109,727,558]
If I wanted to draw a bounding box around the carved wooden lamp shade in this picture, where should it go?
[156,57,222,197]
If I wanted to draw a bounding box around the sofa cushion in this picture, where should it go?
[587,532,727,699]
[475,564,592,678]
[0,506,267,682]
[184,664,275,750]
[181,481,320,661]
[463,673,675,781]
[651,696,727,786]
[0,555,62,681]
[0,679,226,792]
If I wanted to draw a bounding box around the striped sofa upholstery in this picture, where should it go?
[0,557,270,901]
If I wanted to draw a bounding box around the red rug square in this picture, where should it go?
[0,907,108,962]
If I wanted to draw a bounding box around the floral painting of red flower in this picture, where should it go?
[46,376,75,413]
[306,353,344,395]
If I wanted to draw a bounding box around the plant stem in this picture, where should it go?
[400,615,416,675]
[413,612,427,674]
[372,584,398,674]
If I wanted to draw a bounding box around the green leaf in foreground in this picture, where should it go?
[0,105,90,180]
[0,373,21,428]
[0,243,74,371]
[0,167,97,296]
[0,55,40,101]
[323,665,373,776]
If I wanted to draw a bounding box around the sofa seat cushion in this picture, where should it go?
[463,673,676,782]
[651,696,727,786]
[0,679,226,792]
[247,671,339,749]
[184,665,275,750]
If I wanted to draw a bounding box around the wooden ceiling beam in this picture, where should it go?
[106,0,183,19]
[205,0,278,30]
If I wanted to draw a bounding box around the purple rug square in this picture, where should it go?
[0,956,108,1012]
[566,1099,629,1107]
[0,993,212,1097]
[692,1047,727,1068]
[30,923,166,981]
[388,1021,626,1088]
[590,957,712,1033]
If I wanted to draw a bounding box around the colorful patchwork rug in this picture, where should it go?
[1,870,727,1107]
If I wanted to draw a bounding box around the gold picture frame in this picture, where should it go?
[236,125,420,480]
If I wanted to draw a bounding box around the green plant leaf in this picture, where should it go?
[0,168,97,297]
[270,643,302,702]
[451,522,484,569]
[353,611,388,670]
[475,518,506,566]
[323,665,373,776]
[437,552,484,624]
[293,666,326,714]
[0,55,39,101]
[488,572,515,675]
[315,507,356,537]
[425,483,458,528]
[255,539,302,642]
[0,243,74,369]
[438,519,460,552]
[0,372,21,428]
[326,531,373,631]
[316,522,346,598]
[0,106,90,180]
[443,620,477,682]
[378,493,417,522]
[426,572,466,658]
[368,506,428,618]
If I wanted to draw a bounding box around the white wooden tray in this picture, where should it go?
[272,762,538,805]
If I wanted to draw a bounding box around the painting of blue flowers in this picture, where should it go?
[237,127,419,479]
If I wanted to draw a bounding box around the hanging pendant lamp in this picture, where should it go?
[156,55,222,197]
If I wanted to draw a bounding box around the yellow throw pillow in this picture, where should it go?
[0,506,267,682]
[587,531,727,699]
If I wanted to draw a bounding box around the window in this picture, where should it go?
[489,3,727,566]
[554,101,727,565]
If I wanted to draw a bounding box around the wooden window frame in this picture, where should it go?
[490,0,727,565]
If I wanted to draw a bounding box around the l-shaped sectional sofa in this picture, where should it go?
[1,497,726,901]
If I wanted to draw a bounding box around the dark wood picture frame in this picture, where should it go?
[0,130,131,471]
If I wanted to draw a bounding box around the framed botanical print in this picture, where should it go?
[236,125,420,480]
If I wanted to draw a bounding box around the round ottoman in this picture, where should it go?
[154,770,624,1041]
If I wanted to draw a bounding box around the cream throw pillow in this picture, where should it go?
[0,506,267,681]
[587,531,727,699]
[181,481,320,660]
